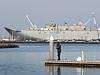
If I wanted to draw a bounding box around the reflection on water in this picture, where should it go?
[57,66,61,75]
[49,66,54,75]
[48,66,84,75]
[76,68,83,75]
[49,66,61,75]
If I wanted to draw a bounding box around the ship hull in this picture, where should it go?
[5,27,100,41]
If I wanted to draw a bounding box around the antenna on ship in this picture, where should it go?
[50,17,54,24]
[26,15,37,29]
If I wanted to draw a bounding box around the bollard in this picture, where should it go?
[81,50,84,61]
[49,35,54,60]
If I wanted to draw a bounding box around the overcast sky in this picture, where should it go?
[0,0,100,37]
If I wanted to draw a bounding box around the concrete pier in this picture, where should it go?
[45,60,100,67]
[45,35,100,68]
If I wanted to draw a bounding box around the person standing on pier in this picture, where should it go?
[56,42,61,60]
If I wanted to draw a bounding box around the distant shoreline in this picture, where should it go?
[1,41,100,44]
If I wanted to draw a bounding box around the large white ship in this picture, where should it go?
[4,16,100,42]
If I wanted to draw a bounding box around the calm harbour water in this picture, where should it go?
[0,43,100,75]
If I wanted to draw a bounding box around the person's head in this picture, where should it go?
[57,41,60,44]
